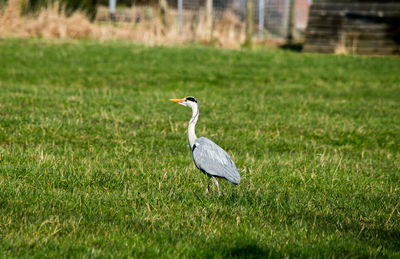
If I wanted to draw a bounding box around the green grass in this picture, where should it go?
[0,38,400,258]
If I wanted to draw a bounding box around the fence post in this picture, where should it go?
[178,0,183,31]
[287,0,297,44]
[258,0,264,39]
[245,0,254,48]
[109,0,116,21]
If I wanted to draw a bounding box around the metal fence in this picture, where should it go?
[166,0,310,39]
[106,0,311,41]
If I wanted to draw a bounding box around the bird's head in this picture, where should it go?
[169,96,198,109]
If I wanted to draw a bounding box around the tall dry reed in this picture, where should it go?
[0,2,246,48]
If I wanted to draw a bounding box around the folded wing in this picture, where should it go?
[192,137,240,184]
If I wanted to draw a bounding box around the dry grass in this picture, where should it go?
[334,32,361,55]
[0,2,246,48]
[0,1,93,39]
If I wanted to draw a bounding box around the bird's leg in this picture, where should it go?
[205,177,211,194]
[212,177,220,195]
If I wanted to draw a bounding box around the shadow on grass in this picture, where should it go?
[225,244,279,258]
[200,189,400,254]
[300,211,400,253]
[200,241,281,259]
[279,43,303,52]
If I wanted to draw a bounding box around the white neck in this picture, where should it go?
[188,103,199,150]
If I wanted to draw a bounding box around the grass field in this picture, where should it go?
[0,39,400,258]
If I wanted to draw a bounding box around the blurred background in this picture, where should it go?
[0,0,399,53]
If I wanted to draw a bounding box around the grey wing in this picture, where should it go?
[192,137,240,184]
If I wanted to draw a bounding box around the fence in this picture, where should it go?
[103,0,311,41]
[0,0,311,48]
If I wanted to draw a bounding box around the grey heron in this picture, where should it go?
[170,96,240,194]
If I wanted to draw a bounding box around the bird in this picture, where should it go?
[169,96,240,194]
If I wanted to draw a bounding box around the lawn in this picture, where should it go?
[0,39,399,258]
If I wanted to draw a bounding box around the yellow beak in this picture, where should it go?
[169,99,184,103]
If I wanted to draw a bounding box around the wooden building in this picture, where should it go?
[303,0,400,55]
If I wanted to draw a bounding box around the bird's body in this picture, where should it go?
[170,96,240,194]
[192,137,240,184]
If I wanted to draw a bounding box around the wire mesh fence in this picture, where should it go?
[0,0,310,48]
[102,0,310,41]
[166,0,310,39]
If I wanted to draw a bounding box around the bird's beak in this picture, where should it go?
[169,99,184,103]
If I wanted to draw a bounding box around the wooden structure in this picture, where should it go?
[303,1,400,55]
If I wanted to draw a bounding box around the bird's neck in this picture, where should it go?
[188,104,199,150]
